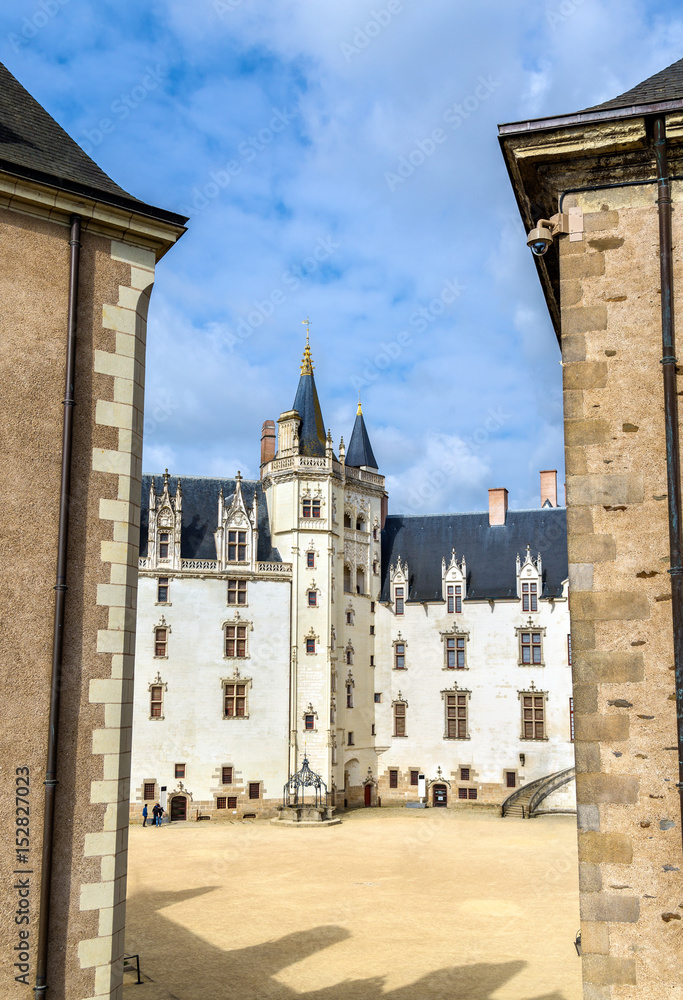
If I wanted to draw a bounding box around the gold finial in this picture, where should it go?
[300,317,314,375]
[357,391,362,416]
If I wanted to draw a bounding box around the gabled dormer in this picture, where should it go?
[147,470,182,570]
[516,544,542,611]
[215,472,259,571]
[390,556,409,614]
[441,548,467,610]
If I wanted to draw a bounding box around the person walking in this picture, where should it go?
[142,804,148,828]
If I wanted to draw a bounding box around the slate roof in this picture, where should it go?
[583,57,683,113]
[292,370,327,458]
[139,475,280,562]
[380,508,567,602]
[0,62,186,225]
[345,411,378,470]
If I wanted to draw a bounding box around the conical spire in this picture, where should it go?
[345,397,378,470]
[292,321,326,458]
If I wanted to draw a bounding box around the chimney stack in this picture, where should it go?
[260,419,276,470]
[540,469,557,507]
[488,487,508,526]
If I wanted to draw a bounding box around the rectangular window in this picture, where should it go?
[303,499,311,518]
[347,731,354,746]
[228,796,237,809]
[371,723,376,735]
[305,714,315,730]
[159,532,169,559]
[346,649,353,665]
[228,530,247,562]
[143,782,155,800]
[222,766,233,785]
[569,696,575,742]
[393,702,406,737]
[154,627,168,657]
[567,633,572,666]
[225,624,247,657]
[458,787,468,800]
[175,763,185,779]
[369,654,375,666]
[306,637,315,654]
[249,783,260,799]
[468,788,477,800]
[369,625,375,635]
[522,694,545,739]
[228,579,247,605]
[445,636,465,669]
[308,591,317,607]
[370,601,375,613]
[224,682,247,718]
[150,685,163,717]
[447,584,462,614]
[346,611,353,625]
[374,692,381,703]
[394,643,405,670]
[312,499,321,518]
[217,797,227,809]
[307,551,315,568]
[346,684,353,709]
[520,632,542,664]
[157,577,169,602]
[460,767,469,781]
[522,582,538,612]
[410,770,419,786]
[445,692,468,739]
[506,771,516,788]
[389,769,398,788]
[395,587,404,615]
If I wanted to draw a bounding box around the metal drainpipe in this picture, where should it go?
[653,117,683,852]
[34,214,82,999]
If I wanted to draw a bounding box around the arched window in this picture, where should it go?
[344,513,352,528]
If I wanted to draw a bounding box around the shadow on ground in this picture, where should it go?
[125,886,570,1000]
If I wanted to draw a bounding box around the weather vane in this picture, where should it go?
[302,316,311,344]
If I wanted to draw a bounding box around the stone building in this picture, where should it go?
[499,56,683,1000]
[0,63,186,999]
[131,339,574,820]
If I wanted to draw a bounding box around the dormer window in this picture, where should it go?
[159,533,169,559]
[522,582,538,612]
[228,530,247,562]
[447,585,462,614]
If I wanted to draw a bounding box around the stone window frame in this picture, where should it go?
[248,781,262,800]
[516,624,546,666]
[442,685,471,741]
[221,674,252,720]
[143,780,157,801]
[227,527,249,564]
[221,765,235,785]
[153,616,170,659]
[521,581,538,613]
[345,641,354,665]
[148,672,167,721]
[441,627,470,670]
[304,627,319,655]
[392,633,407,670]
[303,702,319,733]
[227,578,248,607]
[446,583,462,614]
[223,611,253,660]
[518,686,548,741]
[307,579,321,608]
[156,575,171,606]
[392,693,408,738]
[393,583,405,615]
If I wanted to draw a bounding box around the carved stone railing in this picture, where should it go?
[181,559,218,571]
[299,457,328,468]
[344,466,384,487]
[138,557,151,570]
[139,558,292,575]
[257,562,292,574]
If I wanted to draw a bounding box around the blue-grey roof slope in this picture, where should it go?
[380,508,567,602]
[345,409,378,470]
[582,57,683,113]
[140,475,280,562]
[292,340,326,458]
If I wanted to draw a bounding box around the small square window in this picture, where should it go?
[410,770,419,786]
[305,714,315,730]
[374,692,381,703]
[458,787,468,800]
[227,796,237,809]
[468,788,477,800]
[222,766,233,785]
[228,579,247,605]
[216,797,227,809]
[157,577,169,602]
[143,782,155,800]
[460,767,469,782]
[389,769,398,789]
[249,782,260,800]
[175,763,185,779]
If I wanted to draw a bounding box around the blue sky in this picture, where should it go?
[3,0,683,512]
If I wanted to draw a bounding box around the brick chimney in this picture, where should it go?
[488,487,508,526]
[260,419,276,470]
[540,469,557,507]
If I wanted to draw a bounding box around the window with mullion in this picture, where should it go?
[393,702,406,736]
[154,627,168,657]
[227,579,247,605]
[520,631,542,664]
[445,635,466,669]
[394,642,405,670]
[228,530,247,562]
[224,682,247,718]
[445,692,468,739]
[522,694,545,739]
[447,584,462,614]
[394,586,404,615]
[150,686,163,717]
[225,624,247,657]
[157,577,169,602]
[522,582,538,612]
[159,532,169,559]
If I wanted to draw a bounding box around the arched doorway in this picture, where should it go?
[170,795,187,821]
[432,784,448,807]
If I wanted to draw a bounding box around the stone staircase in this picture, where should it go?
[501,767,575,818]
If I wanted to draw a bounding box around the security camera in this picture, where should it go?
[526,213,572,256]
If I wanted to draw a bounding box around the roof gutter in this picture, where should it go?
[498,96,683,137]
[34,214,81,1000]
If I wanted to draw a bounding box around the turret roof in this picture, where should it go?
[345,400,378,470]
[292,336,326,458]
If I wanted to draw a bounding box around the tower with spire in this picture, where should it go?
[260,329,385,798]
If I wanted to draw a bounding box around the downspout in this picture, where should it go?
[653,118,683,853]
[35,213,82,999]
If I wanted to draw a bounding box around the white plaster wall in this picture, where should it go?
[131,574,291,807]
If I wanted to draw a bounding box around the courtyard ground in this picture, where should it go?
[123,808,581,1000]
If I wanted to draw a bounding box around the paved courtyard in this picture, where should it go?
[123,809,582,1000]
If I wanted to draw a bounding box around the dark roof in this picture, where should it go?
[345,410,378,470]
[0,62,187,227]
[583,57,683,113]
[140,475,280,562]
[293,371,327,458]
[380,508,567,602]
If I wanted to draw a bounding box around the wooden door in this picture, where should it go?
[170,796,187,821]
[433,784,447,807]
[364,784,372,807]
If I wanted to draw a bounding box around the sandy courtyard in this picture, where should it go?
[123,809,582,1000]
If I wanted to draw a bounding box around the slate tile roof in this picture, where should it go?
[380,508,567,602]
[140,475,280,563]
[345,411,378,470]
[0,61,186,224]
[582,56,683,112]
